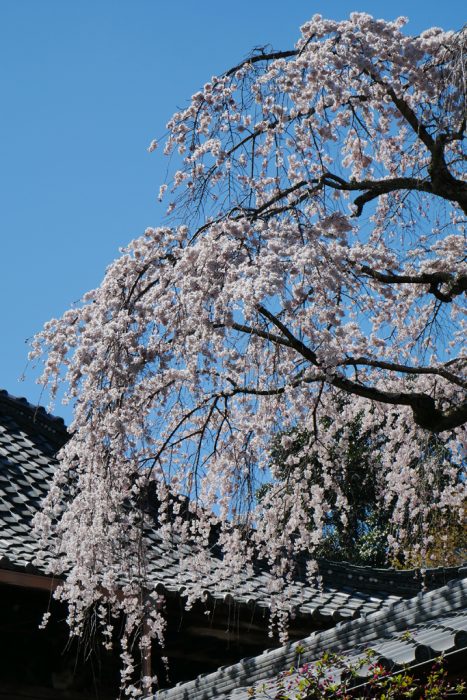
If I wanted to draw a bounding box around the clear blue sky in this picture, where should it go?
[1,0,465,420]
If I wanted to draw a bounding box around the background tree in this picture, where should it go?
[259,411,390,566]
[263,412,466,567]
[31,14,466,694]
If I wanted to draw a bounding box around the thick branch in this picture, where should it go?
[233,308,467,432]
[384,85,435,152]
[430,136,467,214]
[222,370,325,399]
[230,322,294,349]
[244,173,435,220]
[359,266,467,303]
[369,73,467,214]
[322,173,433,217]
[341,356,466,389]
[223,49,297,78]
[330,375,467,432]
[257,305,319,366]
[214,321,294,350]
[367,69,435,152]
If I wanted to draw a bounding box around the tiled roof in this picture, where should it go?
[143,526,462,626]
[0,390,67,572]
[0,388,465,649]
[154,576,467,700]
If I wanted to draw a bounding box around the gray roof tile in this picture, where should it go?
[154,579,467,700]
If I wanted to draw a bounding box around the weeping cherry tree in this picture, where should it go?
[31,14,466,694]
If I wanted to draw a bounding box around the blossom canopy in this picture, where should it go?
[31,13,466,695]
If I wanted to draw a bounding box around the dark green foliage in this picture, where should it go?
[259,413,391,566]
[260,409,465,567]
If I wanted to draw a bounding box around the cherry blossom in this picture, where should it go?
[30,14,466,694]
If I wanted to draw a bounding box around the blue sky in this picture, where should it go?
[1,0,465,420]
